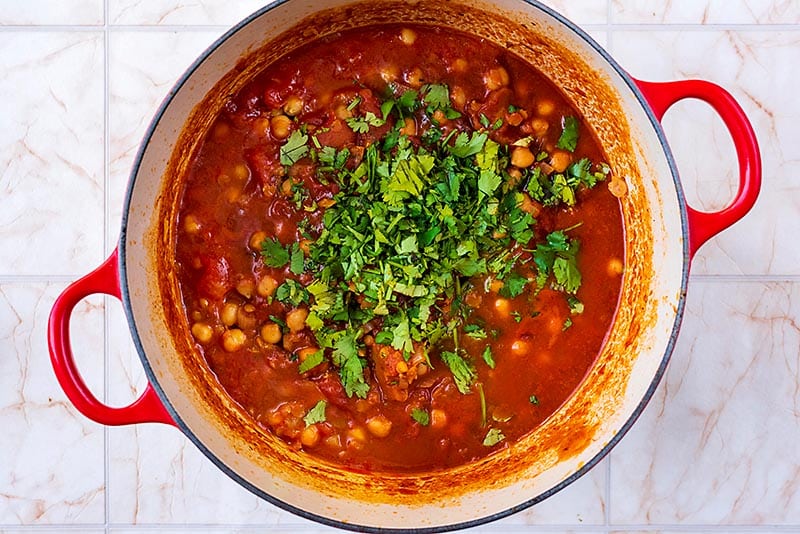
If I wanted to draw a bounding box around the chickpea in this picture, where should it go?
[260,322,282,344]
[212,122,230,140]
[249,231,267,251]
[405,67,424,88]
[183,214,201,234]
[494,297,511,316]
[280,178,294,197]
[530,117,549,136]
[300,424,321,447]
[400,27,417,45]
[430,408,447,429]
[222,329,246,352]
[283,95,303,116]
[366,415,393,438]
[334,104,352,120]
[225,186,241,203]
[484,66,510,91]
[299,239,312,255]
[253,117,270,137]
[536,99,555,116]
[236,304,257,330]
[233,163,249,181]
[608,178,628,198]
[191,322,213,344]
[379,64,399,83]
[257,275,278,298]
[607,257,624,276]
[511,146,535,168]
[221,302,239,327]
[519,193,542,217]
[297,346,320,364]
[348,426,367,445]
[416,363,429,377]
[489,279,504,294]
[550,150,572,173]
[286,307,309,332]
[511,339,531,356]
[451,58,468,73]
[236,278,255,299]
[450,85,466,108]
[270,114,292,140]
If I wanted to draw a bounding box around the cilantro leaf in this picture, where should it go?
[498,271,528,298]
[261,237,290,268]
[483,428,505,446]
[556,116,579,152]
[298,349,325,373]
[411,408,430,426]
[482,345,495,369]
[275,279,309,306]
[447,131,487,158]
[280,129,309,166]
[440,351,476,394]
[289,243,305,275]
[331,329,369,398]
[303,400,327,426]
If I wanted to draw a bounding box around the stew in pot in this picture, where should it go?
[174,24,626,472]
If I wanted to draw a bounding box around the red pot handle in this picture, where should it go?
[48,248,175,426]
[634,78,761,257]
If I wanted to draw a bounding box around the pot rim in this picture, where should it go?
[117,0,691,531]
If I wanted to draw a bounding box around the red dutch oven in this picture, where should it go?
[47,0,761,531]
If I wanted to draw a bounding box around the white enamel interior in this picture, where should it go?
[120,0,687,529]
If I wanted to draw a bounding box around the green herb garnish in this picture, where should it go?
[303,400,327,426]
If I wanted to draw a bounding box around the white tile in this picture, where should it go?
[609,280,800,524]
[106,424,289,524]
[108,0,267,25]
[0,0,103,25]
[0,283,105,524]
[611,30,800,275]
[0,32,104,276]
[612,0,800,24]
[107,30,223,252]
[537,0,609,25]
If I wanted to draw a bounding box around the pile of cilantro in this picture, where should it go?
[262,83,610,399]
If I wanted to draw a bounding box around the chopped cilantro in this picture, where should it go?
[499,271,528,298]
[303,400,327,426]
[266,84,607,398]
[261,237,290,268]
[411,408,430,426]
[280,129,309,166]
[556,116,579,152]
[529,395,540,405]
[440,351,476,394]
[346,111,385,134]
[298,349,325,373]
[510,311,522,323]
[483,428,505,446]
[289,243,305,275]
[482,346,495,369]
[562,317,573,331]
[275,279,309,306]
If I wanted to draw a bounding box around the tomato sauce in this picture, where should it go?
[174,24,624,472]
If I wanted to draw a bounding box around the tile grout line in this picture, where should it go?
[103,0,111,531]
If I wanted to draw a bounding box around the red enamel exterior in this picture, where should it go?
[633,79,762,258]
[47,248,175,426]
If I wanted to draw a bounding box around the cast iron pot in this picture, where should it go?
[48,0,761,531]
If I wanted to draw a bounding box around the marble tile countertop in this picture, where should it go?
[1,0,797,532]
